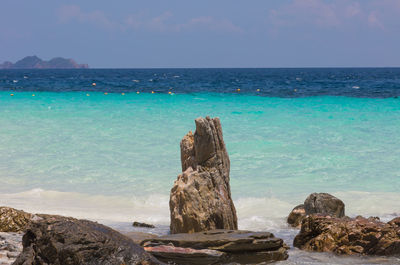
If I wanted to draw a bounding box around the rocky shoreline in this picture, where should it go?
[0,116,399,264]
[288,193,400,257]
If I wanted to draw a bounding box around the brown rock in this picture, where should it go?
[293,215,400,256]
[180,131,196,172]
[304,193,345,218]
[223,247,289,264]
[142,229,288,264]
[124,231,159,245]
[169,117,238,234]
[133,221,155,228]
[0,207,33,233]
[287,193,345,228]
[13,215,164,265]
[287,204,305,228]
[388,217,400,227]
[144,245,226,265]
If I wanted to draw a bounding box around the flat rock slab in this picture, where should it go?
[142,229,282,252]
[124,231,159,245]
[144,245,226,265]
[142,229,288,264]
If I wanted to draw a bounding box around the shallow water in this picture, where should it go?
[0,69,400,264]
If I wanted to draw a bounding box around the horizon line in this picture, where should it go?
[2,66,400,70]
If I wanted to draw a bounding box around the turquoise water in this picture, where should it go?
[1,68,400,264]
[1,91,399,218]
[1,91,399,263]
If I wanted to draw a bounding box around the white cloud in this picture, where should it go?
[179,16,243,33]
[125,12,243,33]
[58,5,242,34]
[58,5,117,30]
[345,2,362,18]
[268,0,342,28]
[367,12,384,30]
[267,0,400,32]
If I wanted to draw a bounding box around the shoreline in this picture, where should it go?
[0,188,398,225]
[1,205,399,265]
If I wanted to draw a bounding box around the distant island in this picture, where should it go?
[0,56,89,69]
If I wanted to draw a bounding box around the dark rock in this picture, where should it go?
[0,207,33,233]
[304,193,345,218]
[13,215,164,265]
[293,215,400,256]
[142,229,282,252]
[133,222,155,228]
[170,117,238,234]
[124,232,159,245]
[223,248,288,264]
[142,229,288,264]
[287,204,305,228]
[388,217,400,227]
[287,193,345,228]
[367,216,381,222]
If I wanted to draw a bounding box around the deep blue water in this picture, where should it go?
[1,68,400,97]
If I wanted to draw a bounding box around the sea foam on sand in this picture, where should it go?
[1,188,399,264]
[1,188,398,231]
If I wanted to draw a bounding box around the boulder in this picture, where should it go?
[170,117,238,234]
[293,215,400,256]
[287,193,345,228]
[13,215,164,265]
[287,204,305,228]
[141,229,288,264]
[133,221,155,228]
[304,193,345,218]
[389,217,400,227]
[0,207,33,233]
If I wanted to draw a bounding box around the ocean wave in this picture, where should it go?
[0,189,398,231]
[0,188,170,225]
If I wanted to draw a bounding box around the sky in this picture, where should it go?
[1,0,400,68]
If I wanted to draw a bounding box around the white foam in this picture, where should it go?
[0,189,170,225]
[332,191,400,221]
[235,197,293,231]
[234,191,400,232]
[0,189,398,231]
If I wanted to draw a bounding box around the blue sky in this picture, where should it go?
[1,0,400,68]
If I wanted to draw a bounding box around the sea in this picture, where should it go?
[0,68,399,264]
